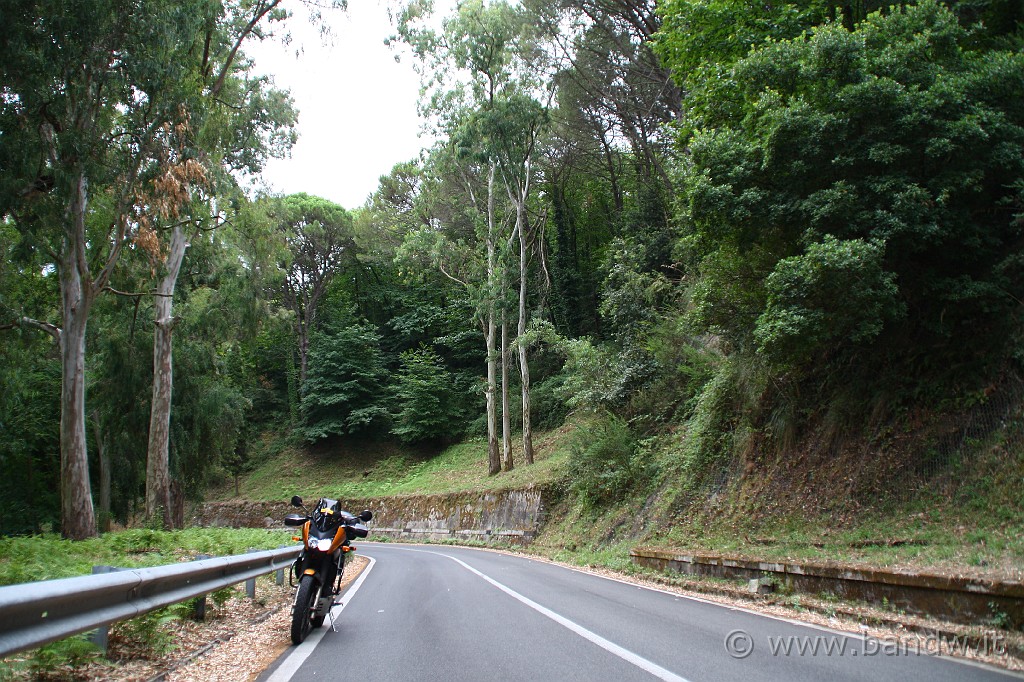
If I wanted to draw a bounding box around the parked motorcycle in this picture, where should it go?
[284,495,373,644]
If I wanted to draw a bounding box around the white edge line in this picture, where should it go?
[264,555,377,682]
[372,543,1024,681]
[403,547,690,682]
[551,558,1024,680]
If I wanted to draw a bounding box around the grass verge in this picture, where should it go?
[209,425,575,502]
[0,527,296,586]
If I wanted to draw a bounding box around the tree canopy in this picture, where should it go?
[2,0,1022,537]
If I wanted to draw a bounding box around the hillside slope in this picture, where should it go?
[208,427,573,503]
[219,401,1024,585]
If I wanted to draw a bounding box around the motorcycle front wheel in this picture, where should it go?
[291,574,322,645]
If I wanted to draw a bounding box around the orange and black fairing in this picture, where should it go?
[330,526,347,553]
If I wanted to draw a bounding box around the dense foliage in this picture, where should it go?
[1,0,1021,535]
[676,1,1024,388]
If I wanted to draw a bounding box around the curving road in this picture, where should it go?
[259,543,1020,682]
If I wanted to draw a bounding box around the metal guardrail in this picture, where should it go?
[0,545,301,658]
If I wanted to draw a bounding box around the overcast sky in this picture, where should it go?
[246,1,430,210]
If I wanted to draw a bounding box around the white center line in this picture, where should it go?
[413,548,691,682]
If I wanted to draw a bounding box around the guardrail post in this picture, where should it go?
[194,555,211,620]
[89,566,118,651]
[245,549,257,600]
[276,545,288,586]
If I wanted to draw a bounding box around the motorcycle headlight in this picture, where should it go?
[316,538,333,552]
[307,538,318,550]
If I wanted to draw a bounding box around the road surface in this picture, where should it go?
[259,543,1019,682]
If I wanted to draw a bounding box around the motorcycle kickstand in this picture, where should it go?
[328,603,341,632]
[328,592,344,632]
[328,573,345,631]
[329,577,345,629]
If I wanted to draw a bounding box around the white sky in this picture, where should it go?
[246,1,431,210]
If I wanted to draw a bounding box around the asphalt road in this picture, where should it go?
[259,543,1020,682]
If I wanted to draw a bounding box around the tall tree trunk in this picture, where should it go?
[298,317,310,386]
[146,224,188,529]
[485,307,500,476]
[287,347,300,427]
[501,310,513,472]
[514,174,535,465]
[58,173,97,540]
[91,411,111,532]
[518,215,534,465]
[485,163,501,476]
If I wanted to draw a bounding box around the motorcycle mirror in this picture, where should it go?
[358,510,373,522]
[291,495,304,508]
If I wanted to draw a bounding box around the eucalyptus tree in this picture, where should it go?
[399,0,555,468]
[142,8,300,528]
[397,1,514,473]
[0,0,319,538]
[0,1,222,538]
[481,93,550,466]
[396,138,505,474]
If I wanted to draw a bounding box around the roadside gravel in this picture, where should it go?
[168,555,369,682]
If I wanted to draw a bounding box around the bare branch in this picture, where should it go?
[212,0,284,97]
[1,316,62,341]
[104,286,173,299]
[437,261,470,288]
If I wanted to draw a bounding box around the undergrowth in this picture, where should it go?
[0,527,293,586]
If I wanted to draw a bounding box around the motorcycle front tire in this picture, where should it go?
[311,591,329,629]
[291,574,322,645]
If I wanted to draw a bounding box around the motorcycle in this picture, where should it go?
[284,495,373,644]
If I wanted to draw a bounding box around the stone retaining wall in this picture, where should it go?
[195,487,548,545]
[631,547,1024,629]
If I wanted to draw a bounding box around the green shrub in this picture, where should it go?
[567,413,641,508]
[27,635,103,680]
[390,347,465,443]
[754,236,903,370]
[298,321,390,441]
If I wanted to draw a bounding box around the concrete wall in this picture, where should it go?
[195,487,549,545]
[632,547,1024,629]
